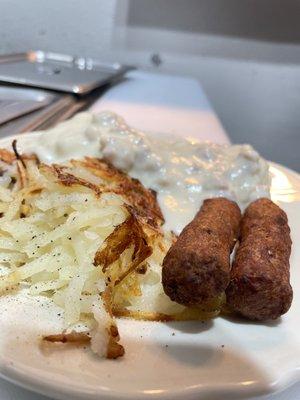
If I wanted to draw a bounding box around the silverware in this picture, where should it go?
[0,86,55,125]
[0,94,74,135]
[0,51,133,95]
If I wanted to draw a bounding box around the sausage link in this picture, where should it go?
[226,198,293,320]
[162,198,241,306]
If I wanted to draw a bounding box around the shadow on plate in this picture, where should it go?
[165,319,214,334]
[162,342,220,367]
[158,342,272,399]
[221,313,282,327]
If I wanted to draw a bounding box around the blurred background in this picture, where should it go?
[0,0,299,171]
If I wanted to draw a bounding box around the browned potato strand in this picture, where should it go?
[226,198,293,321]
[162,198,241,306]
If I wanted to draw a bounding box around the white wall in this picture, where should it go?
[0,0,299,170]
[0,0,116,57]
[2,0,300,64]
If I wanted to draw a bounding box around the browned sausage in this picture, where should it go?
[226,198,293,320]
[162,198,241,306]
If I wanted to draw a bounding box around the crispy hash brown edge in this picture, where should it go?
[0,144,228,360]
[0,146,169,358]
[72,158,165,228]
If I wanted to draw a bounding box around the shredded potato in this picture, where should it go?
[0,147,221,359]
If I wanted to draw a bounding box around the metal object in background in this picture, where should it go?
[0,51,134,136]
[0,93,94,136]
[150,53,162,67]
[0,51,133,95]
[0,86,55,125]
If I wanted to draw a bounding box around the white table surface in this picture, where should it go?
[90,70,229,144]
[0,70,298,400]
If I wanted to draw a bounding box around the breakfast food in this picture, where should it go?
[18,111,271,234]
[0,111,292,363]
[226,198,293,320]
[0,149,181,358]
[162,198,241,306]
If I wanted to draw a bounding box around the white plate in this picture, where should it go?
[0,132,299,400]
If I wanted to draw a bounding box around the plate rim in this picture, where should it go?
[0,129,299,400]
